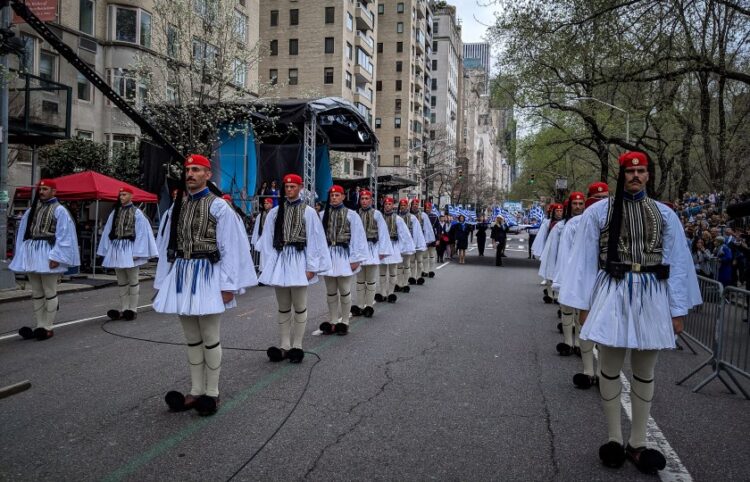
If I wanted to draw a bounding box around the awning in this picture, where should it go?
[332,175,417,194]
[14,171,158,202]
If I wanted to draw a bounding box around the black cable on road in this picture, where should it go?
[99,319,323,481]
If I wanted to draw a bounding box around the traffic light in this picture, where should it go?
[528,173,535,185]
[458,169,463,181]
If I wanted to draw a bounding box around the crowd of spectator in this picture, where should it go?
[675,191,750,289]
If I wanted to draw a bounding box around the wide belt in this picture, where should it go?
[367,237,378,243]
[114,235,136,242]
[329,242,350,249]
[603,262,670,280]
[175,249,221,263]
[282,242,306,251]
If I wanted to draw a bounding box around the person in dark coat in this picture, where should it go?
[490,215,510,266]
[436,215,449,263]
[475,217,489,256]
[450,215,470,264]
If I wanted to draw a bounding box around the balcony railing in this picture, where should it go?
[356,30,374,49]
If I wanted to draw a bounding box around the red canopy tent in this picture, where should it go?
[14,171,158,202]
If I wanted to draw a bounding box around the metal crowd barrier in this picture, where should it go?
[677,276,750,399]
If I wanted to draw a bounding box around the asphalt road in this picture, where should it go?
[1,234,748,481]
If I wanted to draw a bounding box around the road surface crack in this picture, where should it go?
[531,350,560,479]
[302,342,439,479]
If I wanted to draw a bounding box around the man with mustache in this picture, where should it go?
[377,197,414,303]
[11,179,80,341]
[559,152,701,473]
[154,154,257,416]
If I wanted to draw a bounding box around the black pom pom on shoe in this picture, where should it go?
[599,441,626,468]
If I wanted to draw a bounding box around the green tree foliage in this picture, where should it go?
[40,139,141,186]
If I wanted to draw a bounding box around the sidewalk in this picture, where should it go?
[0,267,155,304]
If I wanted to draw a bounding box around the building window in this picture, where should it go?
[433,21,439,34]
[290,9,299,25]
[431,78,437,89]
[394,155,401,166]
[395,80,401,91]
[396,61,402,72]
[269,69,278,85]
[232,58,247,87]
[79,0,94,36]
[397,2,404,13]
[394,117,401,128]
[378,4,384,15]
[395,99,401,112]
[346,42,353,60]
[324,67,334,84]
[21,34,35,73]
[111,6,151,48]
[288,68,298,85]
[345,71,352,89]
[289,38,299,55]
[233,10,248,42]
[433,40,438,51]
[192,39,219,69]
[324,37,335,54]
[432,59,438,70]
[39,51,57,82]
[108,134,136,157]
[77,71,91,101]
[167,25,179,58]
[375,117,382,128]
[193,0,218,23]
[394,136,401,147]
[270,39,278,56]
[77,130,94,140]
[396,41,403,52]
[396,22,403,33]
[431,113,437,123]
[431,96,436,107]
[270,9,278,26]
[346,13,353,31]
[376,80,382,91]
[325,6,335,24]
[377,42,383,53]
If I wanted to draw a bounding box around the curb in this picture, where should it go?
[0,276,153,304]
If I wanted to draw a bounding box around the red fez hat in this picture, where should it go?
[424,202,432,208]
[119,186,134,194]
[384,196,395,204]
[222,194,232,201]
[411,198,420,204]
[185,154,211,168]
[360,189,372,197]
[283,173,303,185]
[563,200,570,208]
[587,182,609,196]
[618,151,648,168]
[569,192,585,202]
[551,203,563,210]
[585,197,603,209]
[38,179,56,189]
[263,197,273,204]
[399,198,409,205]
[329,184,345,194]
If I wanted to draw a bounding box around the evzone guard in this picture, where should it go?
[154,154,258,416]
[318,185,368,335]
[11,179,80,341]
[554,182,609,389]
[550,192,586,357]
[396,198,422,291]
[257,174,331,363]
[98,186,158,321]
[251,197,274,274]
[375,196,414,304]
[534,204,563,303]
[560,152,701,473]
[350,188,393,318]
[410,199,435,283]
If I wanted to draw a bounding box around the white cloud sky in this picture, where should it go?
[449,0,499,44]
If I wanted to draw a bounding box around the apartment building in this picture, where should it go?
[374,0,433,187]
[463,42,490,94]
[425,2,461,204]
[7,0,260,190]
[258,0,377,178]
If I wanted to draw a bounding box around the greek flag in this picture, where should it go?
[490,206,518,226]
[528,205,545,223]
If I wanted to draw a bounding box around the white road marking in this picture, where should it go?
[0,304,154,342]
[435,262,450,270]
[592,350,693,481]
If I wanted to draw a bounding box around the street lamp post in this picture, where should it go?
[573,97,630,144]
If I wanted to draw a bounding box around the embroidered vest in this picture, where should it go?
[113,206,136,240]
[599,195,664,268]
[282,200,307,246]
[30,200,59,240]
[177,191,218,258]
[358,207,379,241]
[326,206,351,246]
[385,212,399,240]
